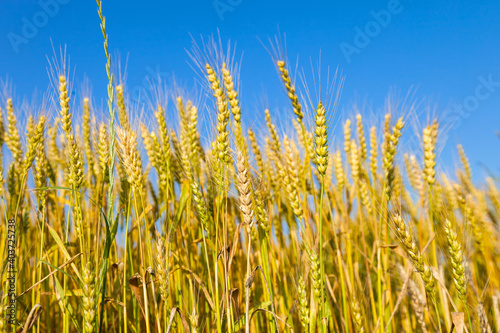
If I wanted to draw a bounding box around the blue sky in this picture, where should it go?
[1,0,500,181]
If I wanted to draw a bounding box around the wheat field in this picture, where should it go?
[0,2,499,333]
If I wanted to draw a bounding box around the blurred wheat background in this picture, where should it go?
[1,1,500,333]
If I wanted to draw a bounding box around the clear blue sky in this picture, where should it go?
[1,0,500,181]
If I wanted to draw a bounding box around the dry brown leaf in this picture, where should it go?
[166,307,190,332]
[450,312,464,333]
[128,273,145,318]
[19,304,42,333]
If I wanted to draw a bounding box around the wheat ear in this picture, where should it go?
[392,214,436,303]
